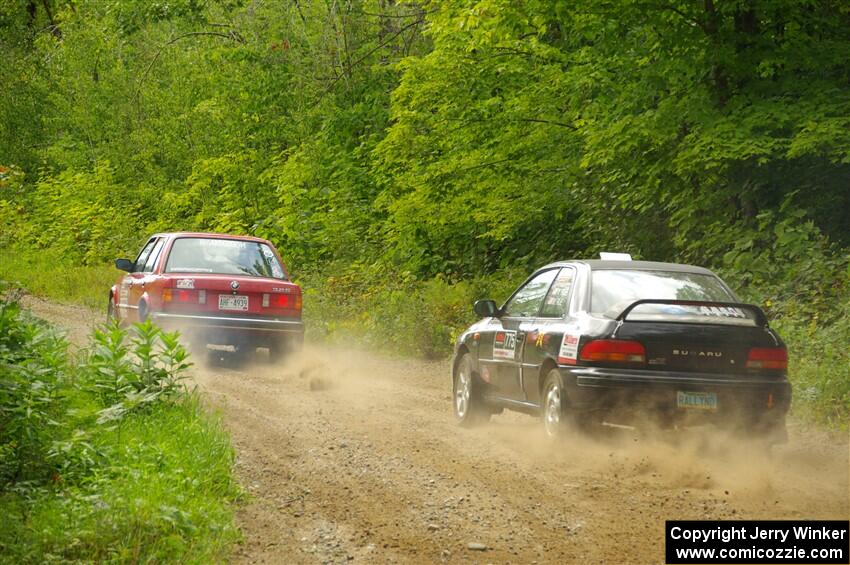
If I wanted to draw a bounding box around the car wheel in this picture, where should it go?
[542,369,571,439]
[453,354,489,427]
[107,298,115,324]
[138,300,148,323]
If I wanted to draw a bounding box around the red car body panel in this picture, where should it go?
[110,232,304,349]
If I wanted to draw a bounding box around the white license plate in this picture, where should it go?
[677,391,718,411]
[218,295,249,311]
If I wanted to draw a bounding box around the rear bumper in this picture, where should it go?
[565,366,791,436]
[149,311,304,335]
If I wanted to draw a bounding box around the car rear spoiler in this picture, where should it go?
[615,299,769,328]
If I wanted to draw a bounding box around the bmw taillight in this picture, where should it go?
[746,347,788,370]
[579,340,646,364]
[163,289,204,304]
[262,293,298,309]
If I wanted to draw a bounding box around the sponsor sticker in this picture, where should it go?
[558,334,580,365]
[198,239,248,249]
[176,278,195,289]
[697,306,747,318]
[493,330,518,360]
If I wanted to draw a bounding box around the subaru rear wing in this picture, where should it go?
[614,299,769,328]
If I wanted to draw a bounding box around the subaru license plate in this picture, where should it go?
[219,295,248,311]
[676,391,718,411]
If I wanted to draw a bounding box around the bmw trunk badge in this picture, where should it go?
[230,280,240,293]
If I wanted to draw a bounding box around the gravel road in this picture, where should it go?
[23,296,850,564]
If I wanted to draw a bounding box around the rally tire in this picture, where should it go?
[453,353,490,427]
[542,369,572,439]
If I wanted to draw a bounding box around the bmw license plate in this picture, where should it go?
[218,295,248,311]
[677,391,718,411]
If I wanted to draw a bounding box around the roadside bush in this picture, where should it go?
[303,267,524,358]
[88,320,190,424]
[0,298,68,486]
[772,298,850,428]
[0,298,239,563]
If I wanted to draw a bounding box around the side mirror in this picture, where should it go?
[115,258,134,272]
[473,299,499,318]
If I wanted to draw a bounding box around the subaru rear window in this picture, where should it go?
[590,270,756,325]
[164,238,286,279]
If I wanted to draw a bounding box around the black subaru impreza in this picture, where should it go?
[451,258,790,443]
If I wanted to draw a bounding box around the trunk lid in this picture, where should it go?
[610,300,782,376]
[615,322,774,375]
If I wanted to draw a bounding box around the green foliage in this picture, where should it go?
[0,398,240,563]
[0,298,238,562]
[773,300,850,428]
[89,320,191,426]
[304,266,524,358]
[27,164,143,264]
[0,297,68,486]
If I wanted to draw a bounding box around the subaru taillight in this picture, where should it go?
[746,347,788,370]
[579,340,646,364]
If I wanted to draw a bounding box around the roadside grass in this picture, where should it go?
[1,399,240,563]
[0,299,240,563]
[0,247,114,310]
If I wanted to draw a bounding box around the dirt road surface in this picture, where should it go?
[24,296,850,564]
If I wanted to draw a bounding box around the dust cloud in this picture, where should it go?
[213,342,848,521]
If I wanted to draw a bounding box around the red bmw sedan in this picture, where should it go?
[109,232,304,359]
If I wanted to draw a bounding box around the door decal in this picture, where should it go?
[558,334,580,365]
[493,331,518,360]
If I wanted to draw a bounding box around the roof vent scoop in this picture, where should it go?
[599,252,632,261]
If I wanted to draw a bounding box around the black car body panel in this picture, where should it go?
[452,260,791,440]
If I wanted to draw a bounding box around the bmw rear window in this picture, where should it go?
[590,270,757,325]
[164,238,286,279]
